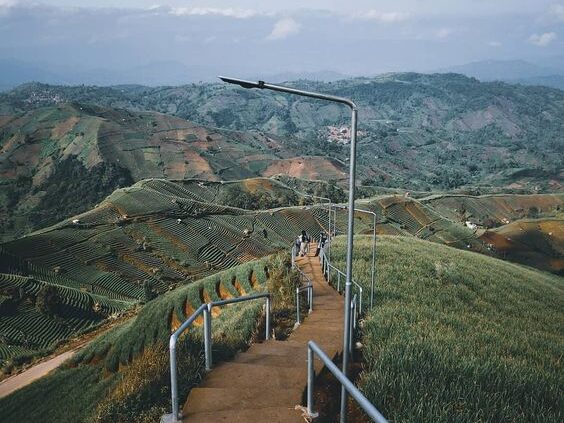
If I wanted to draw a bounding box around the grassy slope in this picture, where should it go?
[0,256,278,423]
[329,235,563,422]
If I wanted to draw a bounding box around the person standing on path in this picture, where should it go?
[299,230,309,256]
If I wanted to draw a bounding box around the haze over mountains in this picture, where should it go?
[3,57,564,92]
[2,1,564,90]
[439,58,564,90]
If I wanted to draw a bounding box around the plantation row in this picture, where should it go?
[0,273,132,364]
[424,193,564,225]
[0,180,332,366]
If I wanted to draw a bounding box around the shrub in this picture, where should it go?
[35,285,60,315]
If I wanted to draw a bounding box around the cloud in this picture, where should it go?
[528,32,557,46]
[171,7,258,19]
[267,17,300,40]
[0,0,16,14]
[436,28,453,39]
[488,41,502,47]
[548,4,564,22]
[356,10,410,23]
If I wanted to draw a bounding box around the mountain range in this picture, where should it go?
[1,72,563,240]
[438,58,564,90]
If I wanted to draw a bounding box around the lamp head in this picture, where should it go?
[219,76,265,89]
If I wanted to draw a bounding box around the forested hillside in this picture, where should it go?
[2,73,562,192]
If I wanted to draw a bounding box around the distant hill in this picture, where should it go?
[247,70,350,83]
[512,74,564,90]
[0,103,346,240]
[437,59,564,90]
[438,59,560,81]
[0,59,222,91]
[2,73,561,194]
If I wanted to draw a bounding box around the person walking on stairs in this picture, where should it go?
[299,230,310,256]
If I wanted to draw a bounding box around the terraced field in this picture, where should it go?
[2,178,561,368]
[423,193,563,226]
[352,194,564,264]
[0,103,347,241]
[0,179,330,365]
[480,218,564,275]
[0,255,281,423]
[0,272,130,365]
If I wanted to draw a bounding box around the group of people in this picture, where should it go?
[295,230,328,257]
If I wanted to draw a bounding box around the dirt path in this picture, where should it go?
[0,347,81,399]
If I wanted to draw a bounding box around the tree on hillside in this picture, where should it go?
[527,206,539,218]
[36,285,61,316]
[314,180,347,203]
[218,184,255,209]
[143,279,156,302]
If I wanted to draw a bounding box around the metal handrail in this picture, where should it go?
[349,294,357,355]
[306,340,388,422]
[166,292,271,422]
[319,245,363,314]
[291,243,315,325]
[296,282,313,325]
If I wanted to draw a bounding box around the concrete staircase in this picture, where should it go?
[181,244,345,422]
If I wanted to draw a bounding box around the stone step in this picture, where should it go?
[201,362,305,389]
[182,406,304,422]
[184,387,301,413]
[246,342,305,356]
[233,352,306,368]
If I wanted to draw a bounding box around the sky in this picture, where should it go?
[1,0,564,82]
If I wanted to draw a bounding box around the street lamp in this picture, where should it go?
[219,76,358,422]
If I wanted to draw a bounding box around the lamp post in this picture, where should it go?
[219,76,358,422]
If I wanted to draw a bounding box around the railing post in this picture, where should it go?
[304,341,388,423]
[296,287,301,325]
[308,286,313,313]
[170,336,179,422]
[265,296,271,340]
[337,272,341,292]
[204,304,212,370]
[349,299,356,356]
[358,286,363,315]
[307,344,315,416]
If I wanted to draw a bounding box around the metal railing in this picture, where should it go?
[292,244,314,325]
[166,292,271,423]
[348,294,357,355]
[319,244,363,315]
[295,274,313,325]
[306,340,388,423]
